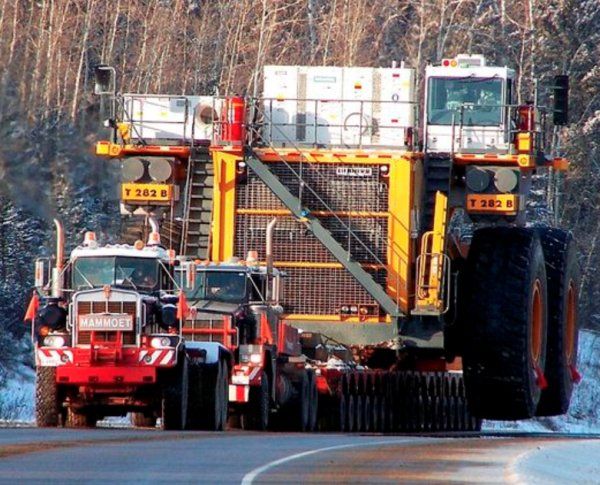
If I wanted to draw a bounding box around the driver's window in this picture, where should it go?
[160,267,171,291]
[250,275,265,302]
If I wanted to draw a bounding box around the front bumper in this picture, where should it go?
[56,365,157,385]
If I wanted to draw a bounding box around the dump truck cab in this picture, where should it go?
[424,54,516,154]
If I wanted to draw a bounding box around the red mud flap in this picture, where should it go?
[56,365,156,385]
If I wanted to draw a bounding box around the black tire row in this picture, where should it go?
[318,370,481,433]
[390,371,481,432]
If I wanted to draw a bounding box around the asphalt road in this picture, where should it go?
[0,428,597,483]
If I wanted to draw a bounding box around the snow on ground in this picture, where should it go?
[484,329,600,433]
[2,330,599,432]
[0,365,34,423]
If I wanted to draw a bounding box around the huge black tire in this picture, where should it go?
[35,367,61,427]
[161,357,189,430]
[131,412,157,428]
[244,373,270,431]
[198,360,228,431]
[536,228,580,416]
[463,227,548,420]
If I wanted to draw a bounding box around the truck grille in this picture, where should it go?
[183,317,227,345]
[235,161,390,316]
[76,301,137,345]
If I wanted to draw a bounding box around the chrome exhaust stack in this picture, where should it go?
[265,217,277,301]
[52,219,64,298]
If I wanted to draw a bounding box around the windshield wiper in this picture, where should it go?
[74,266,94,289]
[117,266,138,290]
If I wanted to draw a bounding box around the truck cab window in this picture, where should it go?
[428,77,503,126]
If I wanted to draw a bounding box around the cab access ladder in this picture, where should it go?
[181,147,214,259]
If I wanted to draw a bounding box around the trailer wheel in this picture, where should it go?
[35,367,61,427]
[345,393,356,433]
[354,393,364,432]
[307,370,318,432]
[245,372,270,431]
[463,227,548,420]
[131,412,157,428]
[66,408,97,428]
[186,363,203,430]
[333,392,347,432]
[161,357,189,430]
[199,360,228,431]
[536,228,580,416]
[293,372,310,432]
[363,394,372,432]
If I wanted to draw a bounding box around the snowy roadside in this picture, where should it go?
[0,365,34,424]
[484,329,600,433]
[2,330,599,432]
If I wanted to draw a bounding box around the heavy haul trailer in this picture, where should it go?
[28,221,232,430]
[92,55,579,431]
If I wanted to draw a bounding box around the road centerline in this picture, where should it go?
[241,438,413,485]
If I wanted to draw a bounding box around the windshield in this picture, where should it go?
[427,77,503,126]
[72,256,159,291]
[185,271,247,303]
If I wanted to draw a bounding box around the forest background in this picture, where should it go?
[0,0,599,373]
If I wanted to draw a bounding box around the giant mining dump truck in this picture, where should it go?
[53,54,579,431]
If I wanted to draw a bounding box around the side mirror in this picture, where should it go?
[185,262,196,290]
[553,75,569,126]
[94,64,116,96]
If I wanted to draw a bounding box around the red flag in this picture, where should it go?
[24,292,40,323]
[176,290,189,321]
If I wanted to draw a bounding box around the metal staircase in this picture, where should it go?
[422,154,452,231]
[245,152,402,319]
[181,147,214,259]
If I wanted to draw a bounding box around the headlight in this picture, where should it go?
[466,167,491,192]
[43,335,66,348]
[150,336,173,348]
[240,353,262,364]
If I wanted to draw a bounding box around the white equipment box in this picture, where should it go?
[122,94,221,143]
[263,65,416,148]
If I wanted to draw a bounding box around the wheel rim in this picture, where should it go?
[566,281,577,363]
[530,279,543,363]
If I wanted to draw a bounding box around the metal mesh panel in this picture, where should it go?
[282,267,387,315]
[76,301,137,345]
[235,159,391,316]
[237,162,389,212]
[235,215,387,264]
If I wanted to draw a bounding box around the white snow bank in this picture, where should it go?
[0,366,34,422]
[484,329,600,433]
